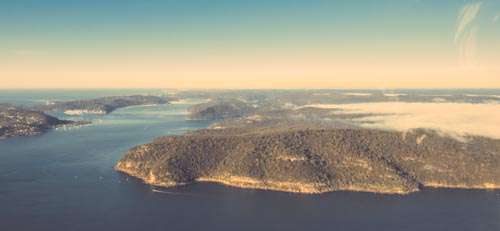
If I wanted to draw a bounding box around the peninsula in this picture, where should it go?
[37,95,169,115]
[116,127,500,194]
[0,104,87,139]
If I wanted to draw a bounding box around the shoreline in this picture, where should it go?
[115,166,500,195]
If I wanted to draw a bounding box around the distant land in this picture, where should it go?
[35,95,170,115]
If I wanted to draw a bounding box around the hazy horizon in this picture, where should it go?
[2,87,500,90]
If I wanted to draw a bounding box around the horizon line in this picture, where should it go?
[1,87,500,91]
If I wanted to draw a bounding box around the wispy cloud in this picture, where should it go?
[493,13,500,23]
[458,26,479,68]
[454,2,482,43]
[454,2,482,68]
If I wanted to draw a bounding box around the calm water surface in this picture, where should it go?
[1,90,499,231]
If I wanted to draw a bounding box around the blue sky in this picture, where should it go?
[0,0,499,88]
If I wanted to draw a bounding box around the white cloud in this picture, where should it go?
[304,102,500,139]
[343,93,372,97]
[493,13,500,23]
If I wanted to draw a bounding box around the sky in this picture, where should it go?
[1,0,499,89]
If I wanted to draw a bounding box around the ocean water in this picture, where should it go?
[1,90,499,231]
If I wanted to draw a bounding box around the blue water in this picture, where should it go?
[1,90,499,231]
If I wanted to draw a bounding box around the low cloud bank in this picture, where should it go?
[342,93,372,96]
[305,102,500,139]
